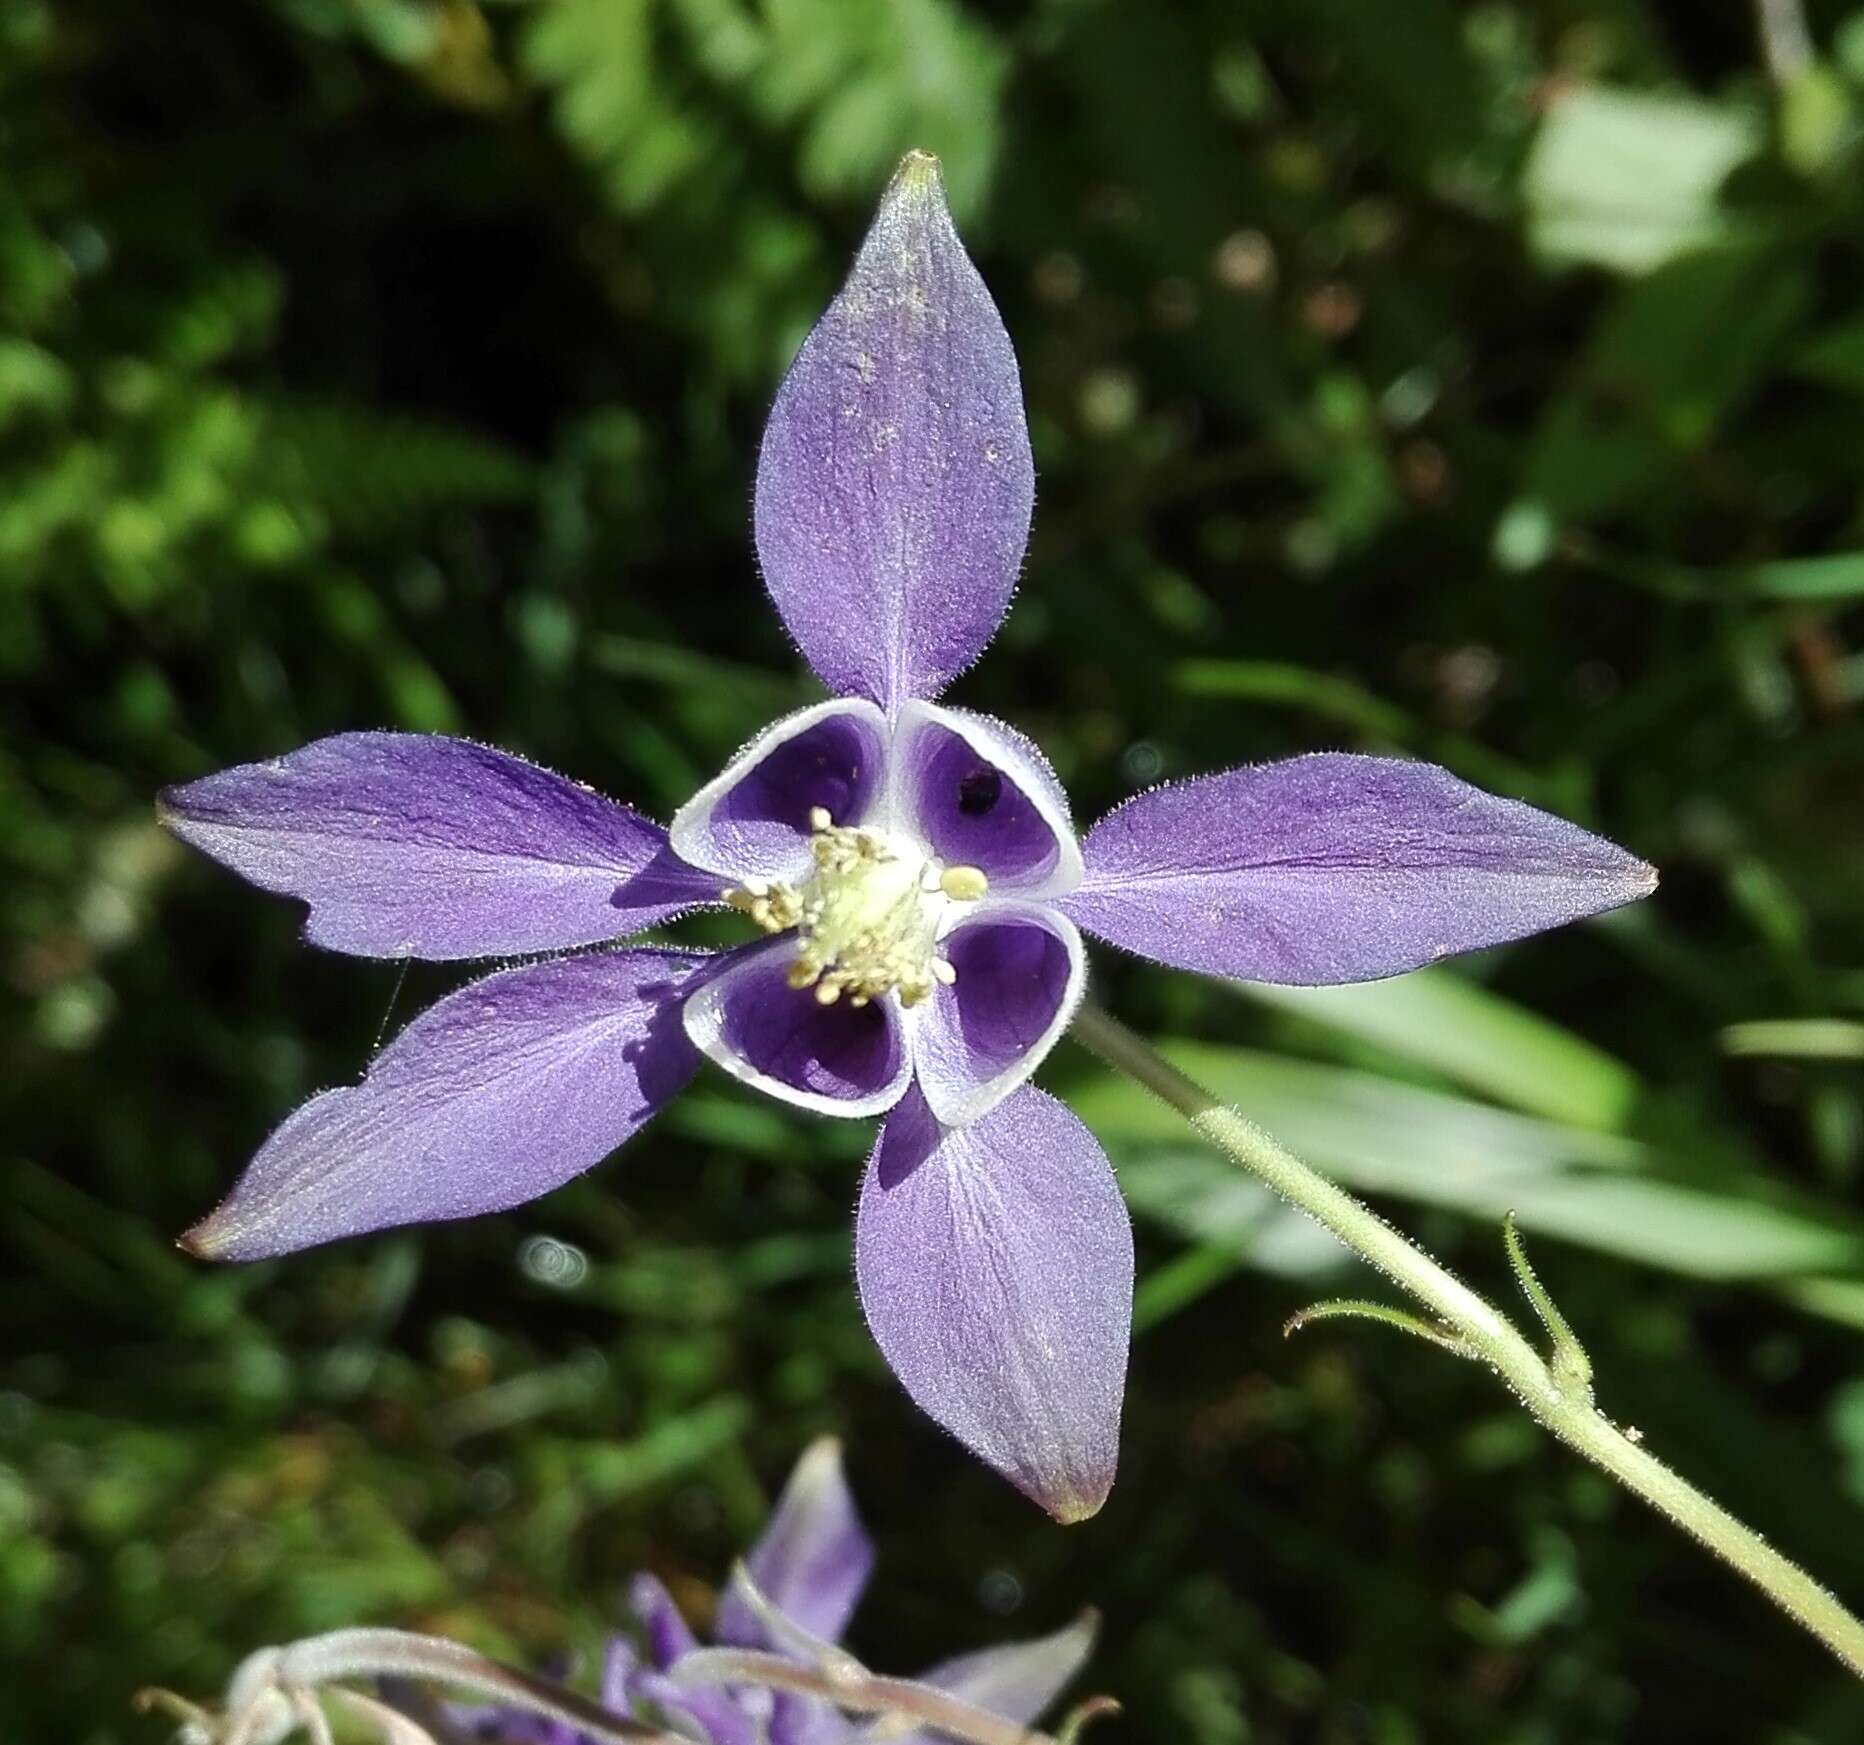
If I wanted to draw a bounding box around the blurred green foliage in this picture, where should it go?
[7,0,1864,1740]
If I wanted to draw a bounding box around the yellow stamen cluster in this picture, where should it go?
[722,807,987,1009]
[721,881,803,934]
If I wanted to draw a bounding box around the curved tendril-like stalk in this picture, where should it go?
[135,1623,1118,1745]
[137,1630,673,1745]
[1069,1002,1864,1679]
[1281,1298,1476,1359]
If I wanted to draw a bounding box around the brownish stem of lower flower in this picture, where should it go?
[145,1625,1099,1745]
[1071,1002,1864,1679]
[672,1648,1080,1745]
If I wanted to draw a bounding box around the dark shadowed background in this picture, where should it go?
[7,1,1864,1739]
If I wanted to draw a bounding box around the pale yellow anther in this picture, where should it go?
[939,865,989,902]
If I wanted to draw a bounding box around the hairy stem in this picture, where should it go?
[1071,1002,1864,1677]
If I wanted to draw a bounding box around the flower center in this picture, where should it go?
[723,807,989,1008]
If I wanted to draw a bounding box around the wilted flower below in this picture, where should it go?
[455,1437,1096,1745]
[137,1440,1102,1745]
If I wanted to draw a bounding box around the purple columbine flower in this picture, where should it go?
[446,1438,1097,1745]
[161,150,1656,1522]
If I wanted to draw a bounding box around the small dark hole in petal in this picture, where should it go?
[957,767,1003,817]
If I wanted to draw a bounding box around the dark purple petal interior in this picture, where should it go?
[713,949,904,1105]
[678,706,887,880]
[940,918,1072,1075]
[903,718,1062,887]
[713,712,884,839]
[440,1701,583,1745]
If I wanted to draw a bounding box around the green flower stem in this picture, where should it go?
[1070,1002,1864,1677]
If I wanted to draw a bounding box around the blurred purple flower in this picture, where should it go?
[161,152,1655,1521]
[445,1439,1096,1745]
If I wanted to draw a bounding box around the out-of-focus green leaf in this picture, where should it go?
[0,337,73,427]
[586,635,807,712]
[1519,249,1811,525]
[1229,969,1642,1130]
[1131,1243,1250,1333]
[1781,67,1855,176]
[525,0,1003,219]
[1572,542,1864,602]
[525,0,709,212]
[1071,1043,1864,1301]
[1171,661,1557,802]
[255,403,536,537]
[1524,85,1762,274]
[1793,312,1864,392]
[747,0,1006,214]
[535,1395,754,1502]
[1174,659,1410,738]
[1123,1149,1351,1288]
[1831,1378,1864,1501]
[1723,1019,1864,1060]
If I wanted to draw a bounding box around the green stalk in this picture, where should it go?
[1070,1002,1864,1677]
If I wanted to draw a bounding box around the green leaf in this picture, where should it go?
[1174,659,1410,739]
[1070,1042,1864,1304]
[1172,661,1559,803]
[750,0,1007,216]
[1131,1243,1250,1334]
[1571,543,1864,603]
[1520,249,1811,523]
[524,0,708,212]
[1119,1146,1353,1285]
[1793,313,1864,393]
[1229,969,1642,1130]
[255,401,535,536]
[537,1396,754,1502]
[0,337,73,428]
[1722,1019,1864,1060]
[1525,85,1762,275]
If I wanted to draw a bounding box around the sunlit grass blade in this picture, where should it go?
[1722,1019,1864,1060]
[1229,967,1642,1130]
[1067,1041,1864,1312]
